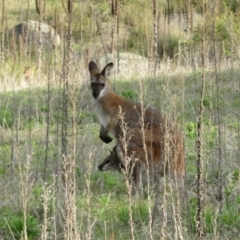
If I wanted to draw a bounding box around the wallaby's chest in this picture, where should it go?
[95,103,111,128]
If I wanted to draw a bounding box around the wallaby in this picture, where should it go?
[98,146,125,172]
[98,127,185,196]
[98,143,144,195]
[90,61,185,195]
[88,61,165,144]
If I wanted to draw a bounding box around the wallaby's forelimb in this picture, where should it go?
[100,126,113,144]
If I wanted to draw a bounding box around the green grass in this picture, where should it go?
[0,67,240,239]
[1,1,240,238]
[0,209,41,240]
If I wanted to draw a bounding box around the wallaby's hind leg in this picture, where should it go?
[127,160,144,197]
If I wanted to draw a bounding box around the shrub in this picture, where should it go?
[2,212,41,240]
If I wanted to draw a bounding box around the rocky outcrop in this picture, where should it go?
[8,20,60,50]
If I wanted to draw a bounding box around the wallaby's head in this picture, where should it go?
[88,61,113,100]
[98,146,125,171]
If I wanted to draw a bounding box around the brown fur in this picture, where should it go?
[99,127,185,195]
[89,61,165,143]
[98,146,125,172]
[89,61,185,195]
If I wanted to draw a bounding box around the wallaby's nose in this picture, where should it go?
[92,91,99,99]
[98,164,103,171]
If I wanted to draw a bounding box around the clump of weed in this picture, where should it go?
[220,196,240,231]
[0,106,14,128]
[117,203,149,225]
[187,198,216,234]
[186,121,196,139]
[121,90,138,101]
[0,209,41,240]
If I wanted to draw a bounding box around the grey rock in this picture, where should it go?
[8,20,60,50]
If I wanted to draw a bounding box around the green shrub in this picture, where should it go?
[203,97,210,107]
[193,10,240,59]
[186,121,196,139]
[0,106,14,128]
[3,212,41,240]
[117,203,148,225]
[132,203,148,223]
[187,198,217,234]
[117,206,129,224]
[121,90,138,101]
[220,203,240,230]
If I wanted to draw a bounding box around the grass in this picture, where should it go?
[1,1,240,238]
[0,64,240,239]
[3,212,41,240]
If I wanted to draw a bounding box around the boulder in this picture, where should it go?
[8,20,60,50]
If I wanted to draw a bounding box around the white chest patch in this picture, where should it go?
[95,102,109,128]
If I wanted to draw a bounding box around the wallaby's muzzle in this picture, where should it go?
[92,91,100,99]
[98,160,113,171]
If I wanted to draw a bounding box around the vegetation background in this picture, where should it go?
[0,0,240,239]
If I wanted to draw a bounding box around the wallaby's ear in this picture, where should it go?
[88,61,98,73]
[101,62,113,78]
[109,149,113,155]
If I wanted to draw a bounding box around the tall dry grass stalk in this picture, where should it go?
[212,1,223,213]
[196,1,206,238]
[40,179,56,240]
[62,154,78,240]
[60,1,79,239]
[118,107,136,240]
[35,0,45,82]
[87,0,109,63]
[43,62,52,181]
[239,68,240,188]
[149,61,187,238]
[17,154,34,240]
[0,0,6,62]
[4,221,14,239]
[164,86,184,239]
[83,150,97,240]
[111,0,119,89]
[116,78,186,239]
[152,0,159,77]
[137,80,154,240]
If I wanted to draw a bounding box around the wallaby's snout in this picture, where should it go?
[91,82,105,99]
[98,159,111,171]
[98,158,119,171]
[98,147,125,172]
[98,163,104,171]
[93,92,99,98]
[92,88,100,99]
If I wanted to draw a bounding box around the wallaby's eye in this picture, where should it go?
[101,83,105,87]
